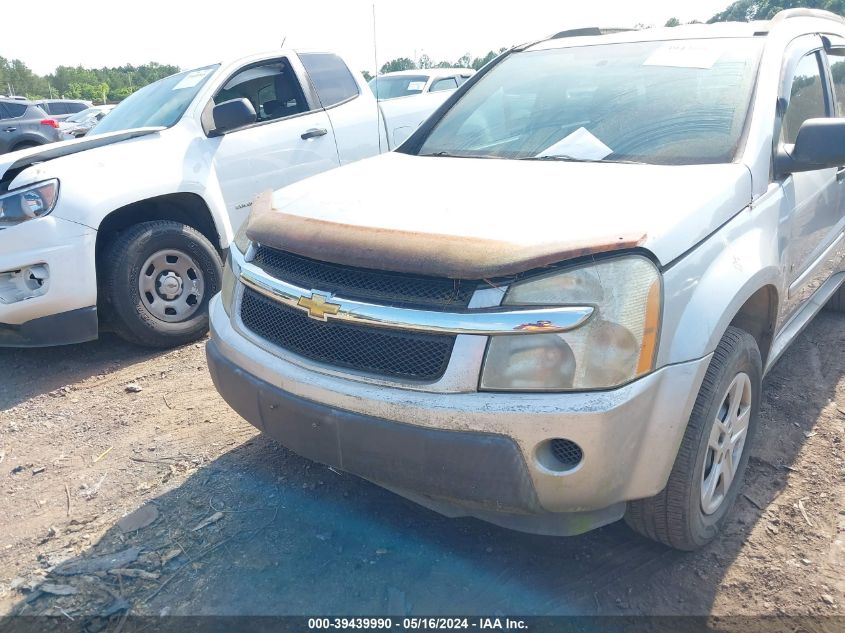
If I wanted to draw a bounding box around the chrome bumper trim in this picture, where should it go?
[239,262,593,337]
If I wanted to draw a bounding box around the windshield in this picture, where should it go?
[66,107,99,123]
[416,38,764,165]
[92,65,218,134]
[369,75,429,100]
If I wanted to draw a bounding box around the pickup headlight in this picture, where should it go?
[0,180,59,227]
[480,255,661,392]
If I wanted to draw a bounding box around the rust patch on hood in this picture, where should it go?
[246,191,646,279]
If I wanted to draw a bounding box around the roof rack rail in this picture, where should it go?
[770,8,845,25]
[550,27,633,39]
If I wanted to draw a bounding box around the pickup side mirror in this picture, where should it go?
[211,98,256,136]
[775,117,845,176]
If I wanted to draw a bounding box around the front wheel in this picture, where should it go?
[625,326,762,550]
[103,221,222,348]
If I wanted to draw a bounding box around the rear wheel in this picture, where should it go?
[103,221,222,348]
[12,142,39,151]
[625,326,761,550]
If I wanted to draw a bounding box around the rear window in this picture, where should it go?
[2,102,27,118]
[430,77,459,92]
[300,53,359,107]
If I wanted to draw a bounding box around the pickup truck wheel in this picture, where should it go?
[624,326,761,550]
[103,221,222,348]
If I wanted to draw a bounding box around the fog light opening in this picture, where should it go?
[536,438,583,473]
[0,264,50,304]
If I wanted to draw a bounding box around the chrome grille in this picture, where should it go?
[251,246,476,309]
[240,287,455,381]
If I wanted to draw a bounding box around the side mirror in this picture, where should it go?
[211,98,256,136]
[775,117,845,176]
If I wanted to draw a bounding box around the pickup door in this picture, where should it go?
[209,55,342,230]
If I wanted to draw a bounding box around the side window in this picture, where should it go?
[4,102,27,118]
[52,103,70,115]
[67,102,87,113]
[430,77,459,92]
[827,49,845,116]
[299,53,359,107]
[0,104,8,120]
[782,51,827,144]
[214,59,308,124]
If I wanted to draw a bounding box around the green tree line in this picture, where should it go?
[7,1,845,101]
[0,58,180,102]
[372,49,508,78]
[665,0,844,27]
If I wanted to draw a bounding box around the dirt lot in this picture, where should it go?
[0,311,843,625]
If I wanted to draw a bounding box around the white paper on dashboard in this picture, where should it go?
[538,127,613,160]
[173,69,213,90]
[407,81,426,91]
[643,42,723,69]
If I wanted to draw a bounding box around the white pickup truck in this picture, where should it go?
[0,50,444,348]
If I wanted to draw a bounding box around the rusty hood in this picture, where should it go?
[246,152,753,279]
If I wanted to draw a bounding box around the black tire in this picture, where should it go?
[625,326,762,550]
[823,283,844,312]
[12,142,40,151]
[102,221,222,348]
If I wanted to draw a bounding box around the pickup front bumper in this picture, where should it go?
[208,295,712,535]
[0,217,98,347]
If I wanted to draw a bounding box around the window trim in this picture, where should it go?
[203,56,319,138]
[429,77,460,93]
[822,41,845,117]
[771,35,832,180]
[298,52,361,112]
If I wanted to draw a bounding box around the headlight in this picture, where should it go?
[221,251,239,317]
[222,223,250,317]
[0,180,59,227]
[480,255,661,392]
[233,220,251,254]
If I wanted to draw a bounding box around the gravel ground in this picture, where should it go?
[0,310,843,627]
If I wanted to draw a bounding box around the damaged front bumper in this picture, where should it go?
[207,295,712,535]
[0,217,98,347]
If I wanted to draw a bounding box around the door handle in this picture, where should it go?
[3,127,16,132]
[837,166,845,182]
[301,128,328,140]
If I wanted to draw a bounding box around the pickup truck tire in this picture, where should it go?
[103,221,222,348]
[625,326,762,550]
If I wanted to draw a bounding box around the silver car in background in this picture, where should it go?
[0,99,63,154]
[59,105,115,139]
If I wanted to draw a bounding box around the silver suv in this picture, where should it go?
[0,99,63,154]
[208,9,845,550]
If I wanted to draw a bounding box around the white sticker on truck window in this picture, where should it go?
[538,127,612,160]
[643,43,723,69]
[173,69,213,90]
[407,81,426,91]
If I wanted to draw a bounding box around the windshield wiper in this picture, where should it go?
[420,151,505,159]
[522,154,645,165]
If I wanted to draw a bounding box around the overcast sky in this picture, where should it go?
[6,0,734,76]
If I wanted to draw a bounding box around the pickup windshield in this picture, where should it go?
[369,75,429,100]
[416,38,764,165]
[92,65,219,134]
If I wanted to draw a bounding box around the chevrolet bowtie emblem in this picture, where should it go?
[297,293,341,321]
